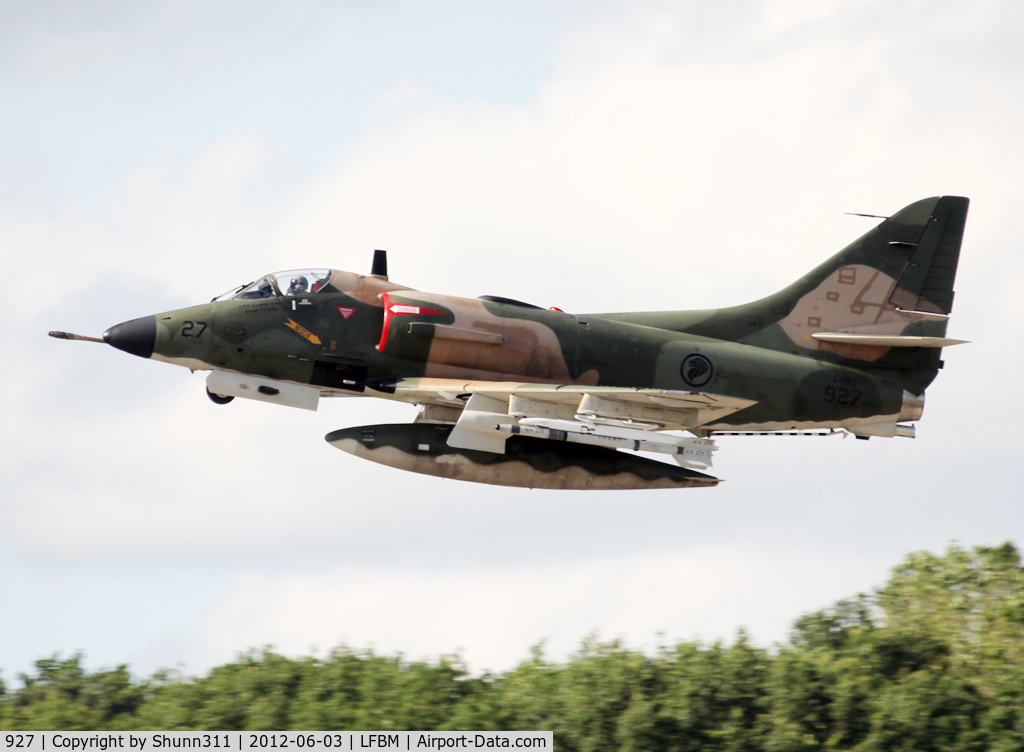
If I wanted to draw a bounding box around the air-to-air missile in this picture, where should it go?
[51,196,970,490]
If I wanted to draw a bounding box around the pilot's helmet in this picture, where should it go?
[288,276,309,295]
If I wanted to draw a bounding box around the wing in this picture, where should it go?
[390,378,757,431]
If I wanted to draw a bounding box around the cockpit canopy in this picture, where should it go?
[216,269,335,301]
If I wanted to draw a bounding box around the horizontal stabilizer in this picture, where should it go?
[811,332,968,348]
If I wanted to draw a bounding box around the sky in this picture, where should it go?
[2,0,1023,681]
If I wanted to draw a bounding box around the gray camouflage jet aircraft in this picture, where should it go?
[52,196,968,490]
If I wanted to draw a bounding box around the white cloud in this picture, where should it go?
[272,1,1024,317]
[0,0,347,92]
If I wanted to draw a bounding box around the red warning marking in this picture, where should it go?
[378,293,447,351]
[337,307,356,320]
[388,303,445,316]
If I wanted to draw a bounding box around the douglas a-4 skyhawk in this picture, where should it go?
[52,196,968,490]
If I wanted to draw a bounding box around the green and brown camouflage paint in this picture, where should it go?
[95,196,968,486]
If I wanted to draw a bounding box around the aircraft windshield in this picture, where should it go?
[226,269,334,300]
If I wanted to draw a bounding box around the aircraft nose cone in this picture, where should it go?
[103,315,156,358]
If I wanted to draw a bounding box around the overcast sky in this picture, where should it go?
[2,0,1023,681]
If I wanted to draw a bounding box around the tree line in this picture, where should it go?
[4,543,1024,751]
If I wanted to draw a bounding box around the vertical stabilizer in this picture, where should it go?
[887,196,968,315]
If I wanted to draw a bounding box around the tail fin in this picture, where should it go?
[886,196,968,315]
[607,197,970,362]
[737,196,969,395]
[770,195,969,321]
[730,196,968,350]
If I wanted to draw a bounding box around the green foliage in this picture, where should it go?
[5,543,1024,750]
[0,655,145,730]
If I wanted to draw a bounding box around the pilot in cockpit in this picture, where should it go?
[227,269,331,302]
[238,277,275,300]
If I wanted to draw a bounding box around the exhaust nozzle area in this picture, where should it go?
[899,390,925,422]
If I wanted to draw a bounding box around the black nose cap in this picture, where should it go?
[103,315,157,358]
